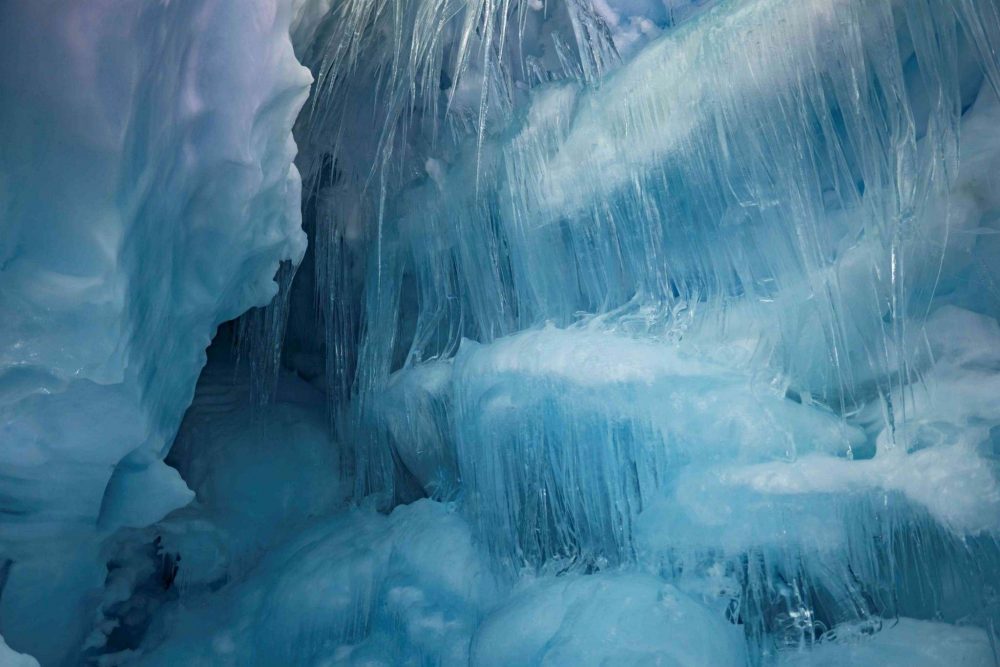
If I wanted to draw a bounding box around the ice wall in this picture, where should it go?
[354,0,1000,518]
[329,0,1000,661]
[0,1,309,662]
[114,0,1000,660]
[3,0,1000,663]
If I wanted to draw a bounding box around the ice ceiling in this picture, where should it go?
[2,0,1000,665]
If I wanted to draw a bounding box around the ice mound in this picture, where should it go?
[472,573,746,666]
[165,348,347,549]
[135,500,494,667]
[450,324,863,568]
[776,618,995,667]
[77,343,347,661]
[0,634,39,667]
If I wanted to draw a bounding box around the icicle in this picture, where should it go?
[234,260,298,406]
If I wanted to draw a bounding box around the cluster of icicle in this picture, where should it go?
[236,0,1000,660]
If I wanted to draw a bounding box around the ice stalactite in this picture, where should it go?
[4,0,1000,664]
[310,0,1000,662]
[283,0,638,494]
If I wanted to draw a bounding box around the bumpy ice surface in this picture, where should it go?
[2,0,1000,665]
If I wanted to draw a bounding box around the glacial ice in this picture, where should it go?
[335,0,1000,661]
[0,0,309,662]
[2,0,1000,664]
[775,619,995,667]
[472,574,747,666]
[0,634,39,667]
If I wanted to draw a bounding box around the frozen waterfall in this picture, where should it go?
[2,0,1000,664]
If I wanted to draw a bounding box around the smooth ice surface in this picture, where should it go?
[775,619,995,667]
[0,634,39,667]
[135,500,494,667]
[472,574,746,666]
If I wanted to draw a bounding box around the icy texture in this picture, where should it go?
[452,325,863,567]
[4,0,1000,663]
[134,500,494,666]
[0,634,39,667]
[472,574,746,666]
[81,346,352,663]
[775,619,995,667]
[0,0,309,662]
[323,0,1000,662]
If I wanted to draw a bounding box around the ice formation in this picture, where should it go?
[0,0,309,662]
[2,0,1000,665]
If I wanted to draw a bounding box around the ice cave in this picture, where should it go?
[2,0,1000,664]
